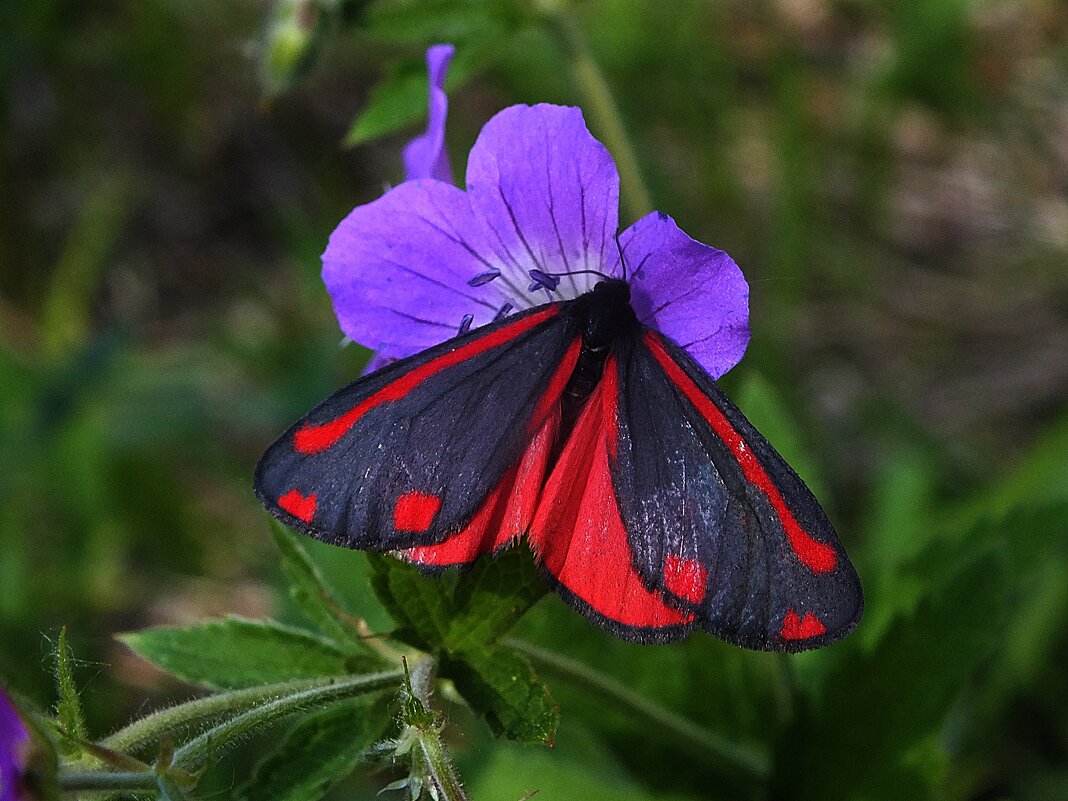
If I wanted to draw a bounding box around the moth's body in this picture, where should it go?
[256,279,863,650]
[559,279,641,440]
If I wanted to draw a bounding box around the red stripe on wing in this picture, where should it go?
[643,332,837,575]
[295,307,559,454]
[405,404,561,567]
[529,356,692,630]
[403,468,514,566]
[527,337,581,434]
[404,336,579,567]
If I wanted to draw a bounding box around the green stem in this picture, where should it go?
[547,11,654,222]
[57,769,158,792]
[419,731,469,801]
[503,638,769,781]
[172,670,404,770]
[101,677,332,754]
[402,658,467,801]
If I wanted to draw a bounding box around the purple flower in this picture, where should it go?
[326,100,749,382]
[0,689,30,801]
[402,44,455,184]
[360,44,456,375]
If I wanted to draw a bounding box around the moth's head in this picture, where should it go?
[572,278,639,348]
[592,277,631,304]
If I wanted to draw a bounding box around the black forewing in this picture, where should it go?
[610,332,863,651]
[255,304,577,551]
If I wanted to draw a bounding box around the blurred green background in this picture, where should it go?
[2,0,1067,799]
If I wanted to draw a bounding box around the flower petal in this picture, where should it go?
[323,179,510,358]
[402,44,454,183]
[465,104,622,302]
[0,689,29,801]
[361,351,395,375]
[622,212,750,379]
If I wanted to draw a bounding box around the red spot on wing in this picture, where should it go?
[644,332,837,575]
[780,609,827,640]
[393,492,442,533]
[294,307,558,454]
[529,357,692,630]
[663,555,708,604]
[278,489,317,523]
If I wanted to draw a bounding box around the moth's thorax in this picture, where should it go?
[558,280,641,438]
[568,278,641,349]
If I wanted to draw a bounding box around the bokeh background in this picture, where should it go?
[2,1,1067,799]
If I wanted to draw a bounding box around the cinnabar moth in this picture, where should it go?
[255,279,863,650]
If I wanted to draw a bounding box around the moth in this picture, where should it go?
[256,278,863,650]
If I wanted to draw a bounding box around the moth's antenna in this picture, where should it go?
[528,267,612,293]
[615,233,629,281]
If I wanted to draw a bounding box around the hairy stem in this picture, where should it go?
[57,769,158,792]
[503,638,769,780]
[100,677,332,754]
[401,658,468,801]
[418,729,469,801]
[172,670,404,770]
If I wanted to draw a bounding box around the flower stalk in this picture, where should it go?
[392,658,469,801]
[547,11,654,222]
[171,670,404,770]
[45,672,404,798]
[56,769,158,792]
[415,728,468,801]
[100,677,335,755]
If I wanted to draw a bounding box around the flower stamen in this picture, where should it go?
[467,269,501,287]
[528,267,615,296]
[528,269,561,293]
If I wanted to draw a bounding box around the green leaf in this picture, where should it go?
[981,555,1068,711]
[344,68,431,147]
[443,646,558,745]
[465,730,704,801]
[119,617,371,689]
[343,38,506,147]
[238,695,392,801]
[503,636,769,781]
[772,547,1007,800]
[771,503,1068,800]
[368,547,547,653]
[446,547,548,651]
[367,553,455,650]
[954,415,1068,529]
[53,626,88,748]
[269,521,375,649]
[858,445,937,647]
[368,548,554,742]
